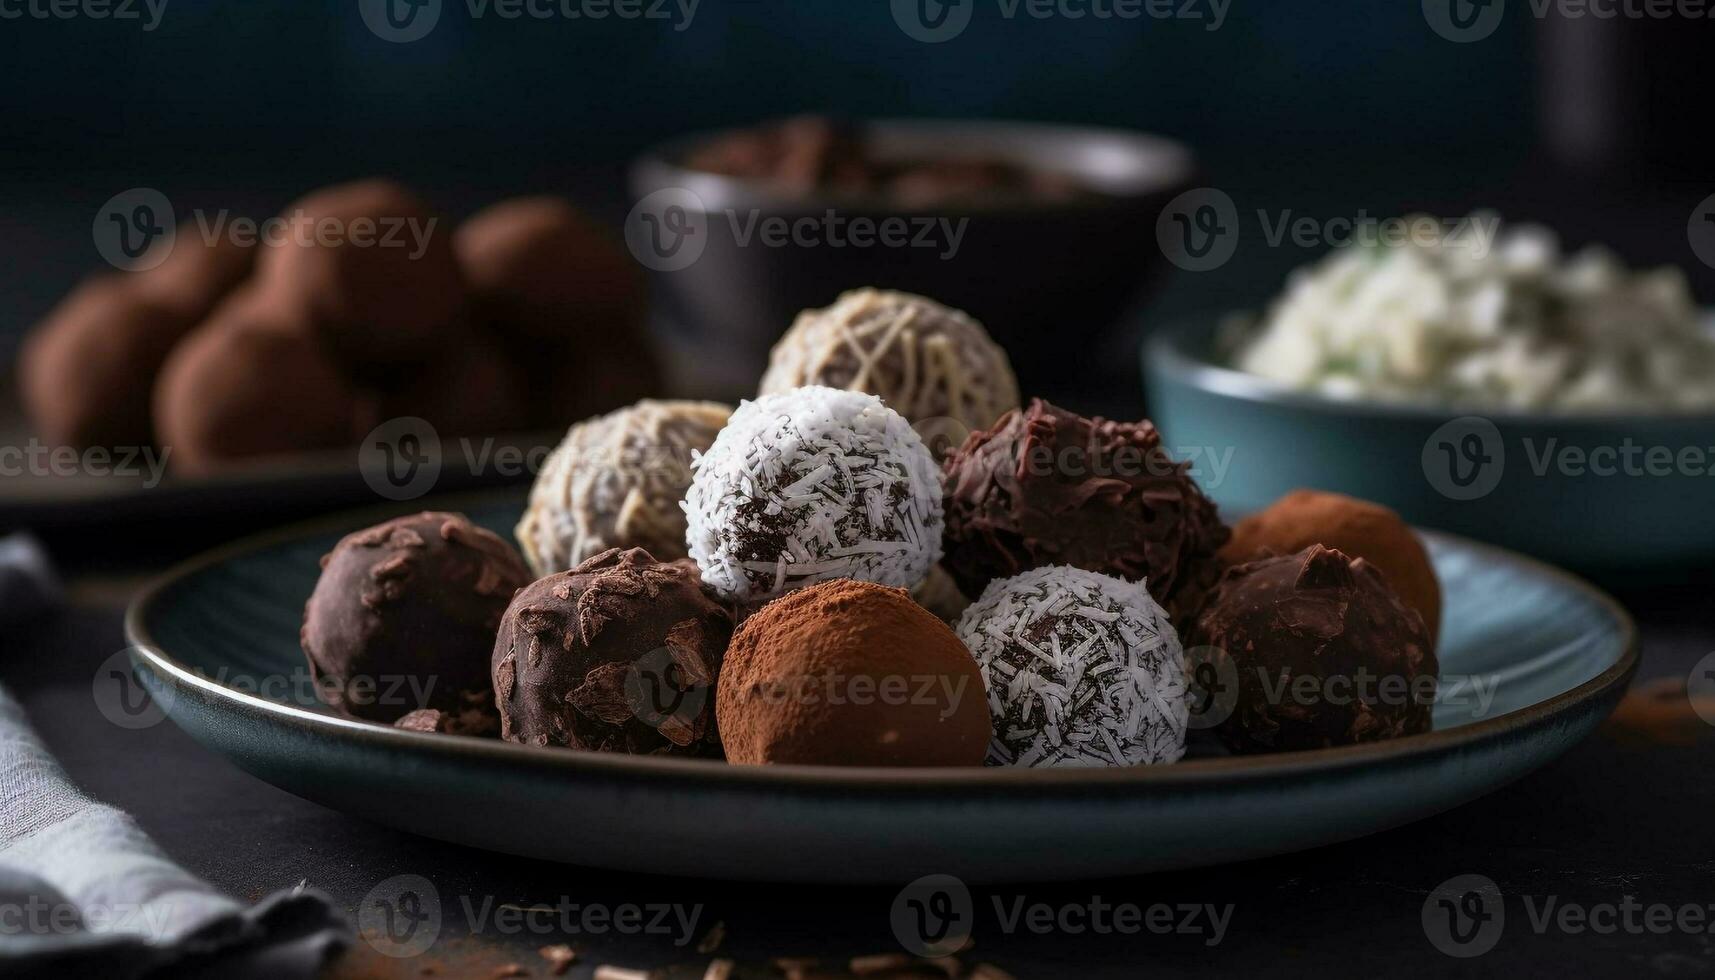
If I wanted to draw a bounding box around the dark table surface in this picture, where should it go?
[6,563,1714,979]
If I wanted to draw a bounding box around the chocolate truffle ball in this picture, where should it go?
[956,566,1188,767]
[758,289,1020,453]
[516,400,733,576]
[492,548,733,756]
[256,179,465,367]
[19,276,191,449]
[153,293,369,474]
[135,232,256,321]
[301,512,531,723]
[1189,545,1439,754]
[1221,489,1442,647]
[684,386,944,602]
[941,399,1229,626]
[717,579,990,766]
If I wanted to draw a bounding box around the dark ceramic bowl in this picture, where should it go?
[629,119,1195,392]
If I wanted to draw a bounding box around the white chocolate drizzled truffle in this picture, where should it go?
[684,385,943,602]
[956,565,1188,767]
[759,289,1019,454]
[516,399,732,576]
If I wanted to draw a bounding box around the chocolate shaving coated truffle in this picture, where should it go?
[492,548,732,756]
[1189,545,1439,753]
[301,512,531,723]
[941,399,1229,626]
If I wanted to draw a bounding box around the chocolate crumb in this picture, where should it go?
[697,921,726,954]
[850,953,914,975]
[490,965,528,979]
[538,945,577,975]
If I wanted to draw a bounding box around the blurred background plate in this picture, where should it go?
[125,492,1636,883]
[1145,315,1715,573]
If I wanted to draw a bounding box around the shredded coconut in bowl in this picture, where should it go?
[1230,214,1715,413]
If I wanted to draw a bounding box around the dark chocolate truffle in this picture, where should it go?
[1188,545,1439,754]
[492,548,733,756]
[301,512,530,723]
[153,292,370,474]
[941,399,1229,626]
[716,579,990,767]
[1221,489,1442,647]
[256,179,465,367]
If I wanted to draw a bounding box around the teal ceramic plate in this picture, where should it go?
[1145,316,1715,571]
[125,493,1637,883]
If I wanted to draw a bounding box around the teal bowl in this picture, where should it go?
[1145,317,1715,571]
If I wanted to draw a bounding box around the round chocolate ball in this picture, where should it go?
[941,398,1229,627]
[256,179,465,367]
[135,231,256,321]
[301,512,531,723]
[1221,489,1441,647]
[492,547,733,756]
[684,386,944,603]
[1188,545,1439,754]
[717,579,990,766]
[956,565,1189,767]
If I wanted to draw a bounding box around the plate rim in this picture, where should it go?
[123,490,1639,794]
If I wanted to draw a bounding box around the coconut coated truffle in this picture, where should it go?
[492,548,733,756]
[684,386,943,602]
[941,399,1229,626]
[1188,545,1438,754]
[716,579,990,766]
[759,289,1020,454]
[956,565,1189,767]
[1220,489,1442,647]
[301,512,531,723]
[517,400,733,577]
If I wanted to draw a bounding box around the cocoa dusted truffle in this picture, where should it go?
[956,566,1188,767]
[758,289,1020,452]
[941,399,1229,625]
[1189,545,1438,754]
[301,512,531,723]
[492,548,733,756]
[1221,489,1442,647]
[684,386,944,603]
[716,579,990,767]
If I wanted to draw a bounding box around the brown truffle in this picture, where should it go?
[492,548,733,756]
[716,579,990,767]
[940,399,1229,627]
[1188,545,1439,754]
[256,179,465,367]
[134,232,256,320]
[153,291,370,474]
[301,512,531,723]
[19,276,191,449]
[1220,489,1442,646]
